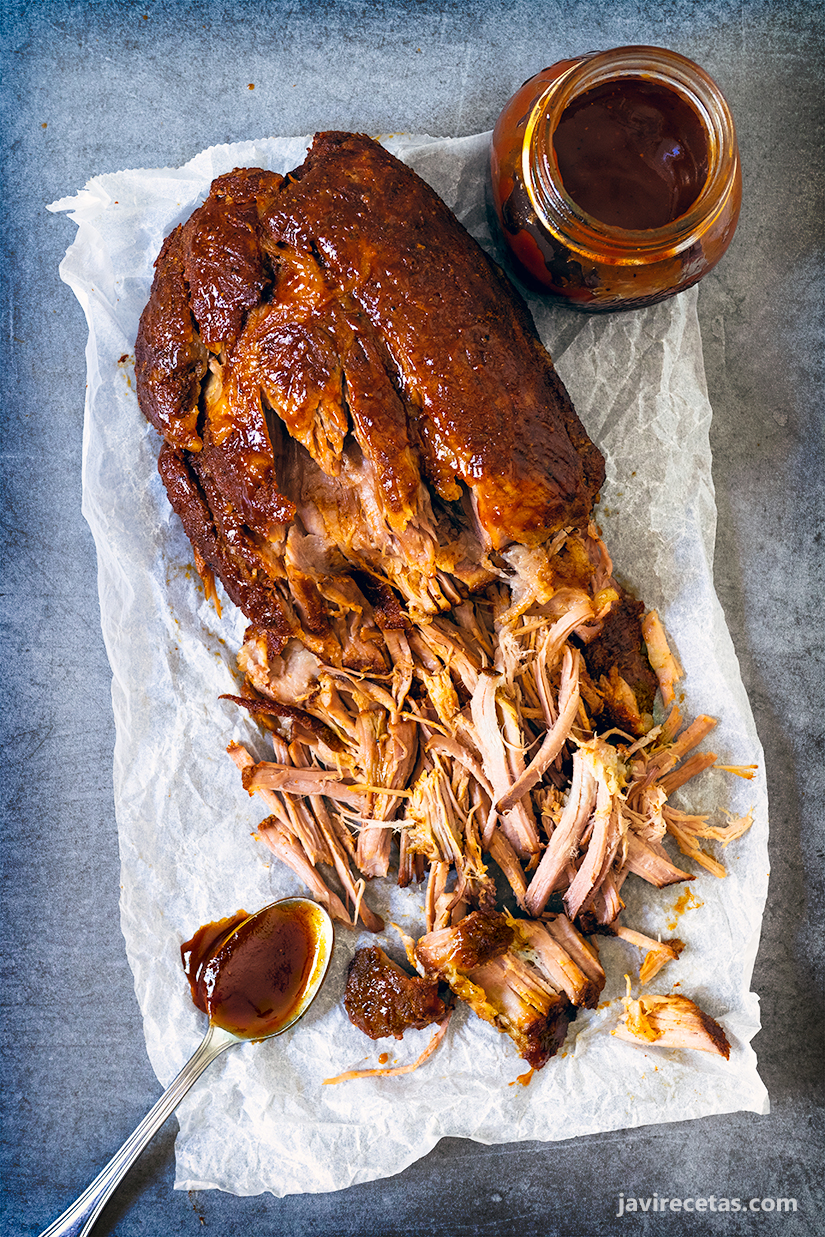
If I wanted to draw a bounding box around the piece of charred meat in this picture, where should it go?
[344,946,446,1040]
[136,133,752,1069]
[414,909,605,1068]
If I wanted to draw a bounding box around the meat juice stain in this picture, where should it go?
[666,889,704,931]
[552,79,708,230]
[378,1052,389,1065]
[181,903,316,1039]
[509,1066,535,1087]
[187,1192,206,1226]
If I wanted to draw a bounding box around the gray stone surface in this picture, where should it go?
[1,1,822,1234]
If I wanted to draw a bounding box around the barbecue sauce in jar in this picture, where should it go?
[490,47,741,310]
[181,900,325,1039]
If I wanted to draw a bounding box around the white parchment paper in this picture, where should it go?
[49,132,769,1198]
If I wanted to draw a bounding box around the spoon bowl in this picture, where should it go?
[38,897,334,1237]
[255,896,335,1035]
[183,895,335,1041]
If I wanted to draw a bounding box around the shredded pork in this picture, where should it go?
[136,132,753,1072]
[615,981,731,1058]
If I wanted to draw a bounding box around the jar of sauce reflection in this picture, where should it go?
[490,46,741,311]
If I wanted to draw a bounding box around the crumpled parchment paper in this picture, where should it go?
[49,131,769,1198]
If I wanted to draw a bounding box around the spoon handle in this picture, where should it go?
[37,1023,238,1237]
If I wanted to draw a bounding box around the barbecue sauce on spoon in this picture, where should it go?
[36,903,332,1236]
[181,900,325,1040]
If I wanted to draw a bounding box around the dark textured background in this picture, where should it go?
[2,2,822,1234]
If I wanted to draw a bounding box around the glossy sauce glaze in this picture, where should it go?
[552,79,709,230]
[181,901,321,1039]
[344,944,446,1040]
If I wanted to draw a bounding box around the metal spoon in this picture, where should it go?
[37,897,335,1237]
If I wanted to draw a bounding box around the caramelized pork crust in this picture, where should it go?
[345,946,446,1040]
[135,167,282,452]
[415,910,584,1069]
[262,132,605,548]
[414,909,515,974]
[135,134,609,654]
[157,442,294,643]
[134,226,208,452]
[583,593,657,707]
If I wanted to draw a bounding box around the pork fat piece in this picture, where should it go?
[615,988,731,1058]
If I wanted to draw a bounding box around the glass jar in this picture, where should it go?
[490,46,742,311]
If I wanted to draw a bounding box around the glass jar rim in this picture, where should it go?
[522,45,740,262]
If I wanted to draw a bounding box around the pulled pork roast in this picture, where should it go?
[137,133,749,1069]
